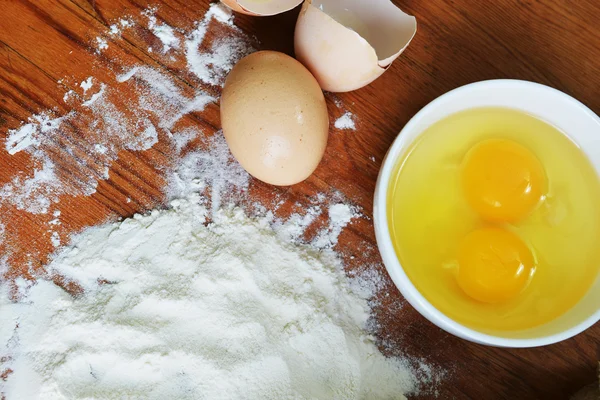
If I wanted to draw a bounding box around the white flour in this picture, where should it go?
[1,195,416,399]
[115,66,215,131]
[334,112,356,130]
[167,132,249,213]
[96,37,108,52]
[185,3,254,87]
[80,77,93,93]
[145,8,180,53]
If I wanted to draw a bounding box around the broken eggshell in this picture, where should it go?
[220,0,303,16]
[294,0,417,92]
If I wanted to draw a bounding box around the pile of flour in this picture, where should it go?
[0,194,417,399]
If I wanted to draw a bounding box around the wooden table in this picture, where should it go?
[1,0,599,398]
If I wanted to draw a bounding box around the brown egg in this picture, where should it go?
[220,51,329,186]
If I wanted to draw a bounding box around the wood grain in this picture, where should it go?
[1,0,599,398]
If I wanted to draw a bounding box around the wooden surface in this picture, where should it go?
[1,0,599,398]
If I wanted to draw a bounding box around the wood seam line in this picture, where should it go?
[64,0,262,143]
[27,0,207,101]
[26,1,229,159]
[67,0,223,99]
[25,0,102,56]
[0,79,48,124]
[0,79,163,213]
[0,41,166,204]
[57,118,166,201]
[453,7,558,86]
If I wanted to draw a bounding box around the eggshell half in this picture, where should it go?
[220,0,303,16]
[294,0,417,92]
[220,51,329,186]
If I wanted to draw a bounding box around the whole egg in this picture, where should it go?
[220,51,329,186]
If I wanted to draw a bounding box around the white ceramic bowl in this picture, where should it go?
[373,79,600,347]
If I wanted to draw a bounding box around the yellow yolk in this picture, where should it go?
[461,139,545,222]
[456,228,535,303]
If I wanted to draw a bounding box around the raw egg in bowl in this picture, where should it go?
[373,80,600,347]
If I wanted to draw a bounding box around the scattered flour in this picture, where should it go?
[0,195,417,399]
[312,203,359,248]
[49,231,60,248]
[170,127,200,153]
[119,18,133,28]
[335,111,356,130]
[185,3,254,87]
[1,2,248,215]
[269,201,359,251]
[96,37,108,52]
[80,77,93,93]
[62,90,75,102]
[116,66,215,130]
[145,9,181,53]
[2,67,213,214]
[4,113,64,156]
[168,132,249,213]
[1,86,158,214]
[331,96,343,109]
[82,83,106,107]
[0,157,70,214]
[49,214,61,226]
[103,18,133,40]
[272,205,322,243]
[108,24,121,36]
[0,256,9,281]
[12,277,32,299]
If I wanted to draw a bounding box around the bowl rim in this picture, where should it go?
[373,79,600,348]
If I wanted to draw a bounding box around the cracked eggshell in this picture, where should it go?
[220,51,329,186]
[220,0,303,16]
[294,0,417,92]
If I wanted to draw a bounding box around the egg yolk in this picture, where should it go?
[456,228,535,303]
[461,139,545,222]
